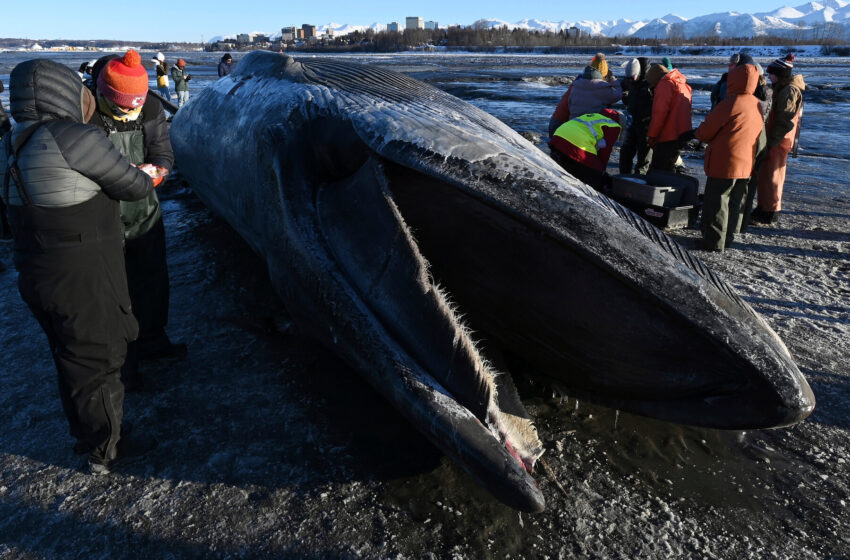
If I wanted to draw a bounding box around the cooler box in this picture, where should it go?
[610,171,701,230]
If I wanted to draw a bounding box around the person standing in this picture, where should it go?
[171,58,191,108]
[218,53,234,77]
[1,80,11,241]
[90,50,185,391]
[736,63,772,234]
[619,58,641,105]
[1,59,158,472]
[688,64,764,251]
[153,52,170,101]
[0,79,9,136]
[645,63,692,172]
[618,57,653,175]
[548,53,622,137]
[751,54,805,225]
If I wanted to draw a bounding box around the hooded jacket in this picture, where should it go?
[171,64,190,92]
[766,74,805,148]
[549,66,622,136]
[2,59,152,209]
[647,68,692,143]
[694,64,764,179]
[218,56,233,77]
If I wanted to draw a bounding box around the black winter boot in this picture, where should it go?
[750,208,777,225]
[87,431,158,475]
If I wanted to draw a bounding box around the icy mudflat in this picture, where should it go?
[0,51,848,559]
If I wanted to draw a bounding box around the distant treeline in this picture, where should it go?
[314,21,849,53]
[0,38,203,50]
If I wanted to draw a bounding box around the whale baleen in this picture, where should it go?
[170,51,814,512]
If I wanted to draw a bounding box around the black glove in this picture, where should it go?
[677,129,695,143]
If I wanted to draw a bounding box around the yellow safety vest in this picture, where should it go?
[553,113,621,155]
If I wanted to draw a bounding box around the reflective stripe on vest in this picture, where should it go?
[553,113,621,155]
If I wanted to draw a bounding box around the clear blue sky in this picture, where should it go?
[2,0,791,42]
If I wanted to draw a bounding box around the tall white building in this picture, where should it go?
[405,17,424,30]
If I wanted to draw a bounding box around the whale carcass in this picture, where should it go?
[170,51,814,512]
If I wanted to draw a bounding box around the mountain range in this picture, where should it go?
[208,1,850,42]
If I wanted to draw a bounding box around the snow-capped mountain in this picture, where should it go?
[208,2,850,42]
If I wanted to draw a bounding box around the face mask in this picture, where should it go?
[98,93,143,122]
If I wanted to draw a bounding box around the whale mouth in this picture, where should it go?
[373,157,814,431]
[265,120,545,512]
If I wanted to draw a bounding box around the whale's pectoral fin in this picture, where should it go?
[266,122,544,511]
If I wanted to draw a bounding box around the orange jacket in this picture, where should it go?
[647,69,692,143]
[694,65,764,179]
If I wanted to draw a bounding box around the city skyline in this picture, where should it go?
[2,0,793,43]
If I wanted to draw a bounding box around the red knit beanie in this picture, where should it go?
[97,49,149,108]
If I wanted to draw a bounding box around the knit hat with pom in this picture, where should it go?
[590,53,608,79]
[767,53,795,79]
[97,49,149,108]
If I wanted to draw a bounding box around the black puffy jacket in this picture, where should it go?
[2,59,152,208]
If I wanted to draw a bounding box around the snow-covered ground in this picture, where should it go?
[0,52,848,559]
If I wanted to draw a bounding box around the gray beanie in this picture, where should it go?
[623,58,640,79]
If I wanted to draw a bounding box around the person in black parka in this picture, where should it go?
[618,57,653,175]
[1,59,158,472]
[90,52,185,391]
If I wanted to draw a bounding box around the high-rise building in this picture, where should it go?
[237,33,250,44]
[405,17,424,30]
[425,21,438,30]
[281,26,297,41]
[302,24,317,38]
[387,22,401,32]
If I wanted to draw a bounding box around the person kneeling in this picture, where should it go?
[549,109,623,192]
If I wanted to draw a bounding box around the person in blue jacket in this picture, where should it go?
[218,53,234,77]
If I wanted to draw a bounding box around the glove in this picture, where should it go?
[647,136,657,148]
[678,129,696,143]
[138,164,168,187]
